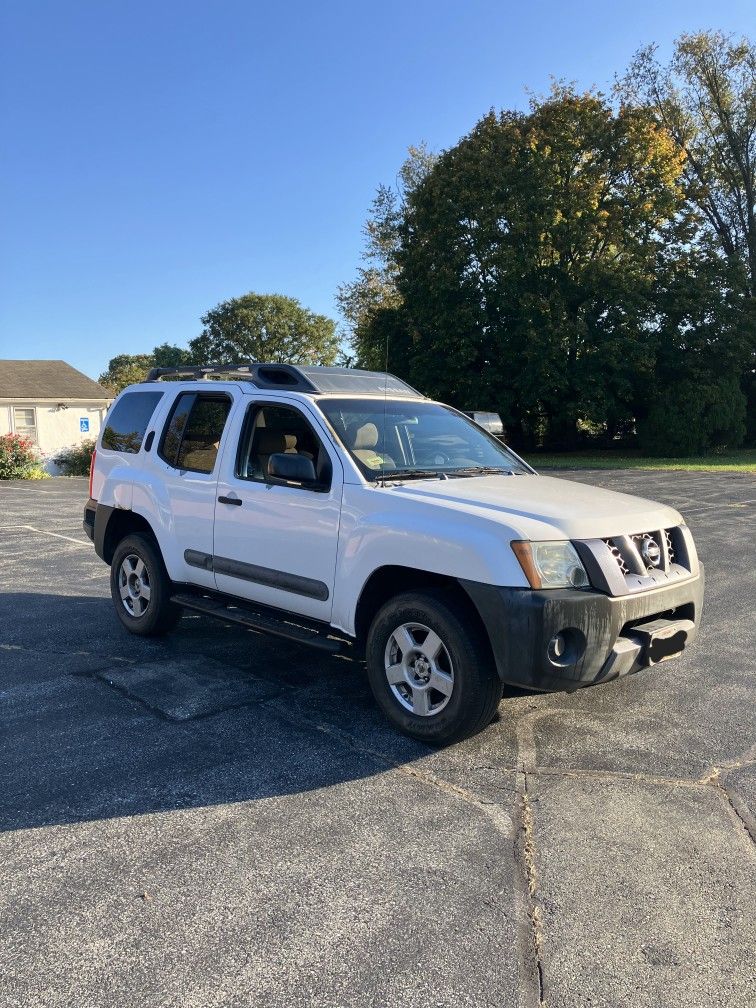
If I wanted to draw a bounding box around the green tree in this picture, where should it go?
[98,354,155,393]
[384,87,688,447]
[621,31,756,297]
[190,293,339,366]
[152,343,193,369]
[99,344,192,393]
[637,248,749,453]
[621,31,756,445]
[336,146,436,370]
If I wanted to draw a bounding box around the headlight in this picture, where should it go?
[511,540,589,589]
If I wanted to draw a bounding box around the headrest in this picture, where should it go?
[353,422,379,450]
[257,430,297,453]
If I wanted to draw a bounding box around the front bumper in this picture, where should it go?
[461,567,704,692]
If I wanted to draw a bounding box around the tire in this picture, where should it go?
[365,589,502,745]
[110,533,182,637]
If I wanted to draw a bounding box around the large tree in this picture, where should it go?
[99,353,155,393]
[152,343,193,369]
[336,146,436,370]
[620,31,756,446]
[384,87,688,446]
[98,344,191,393]
[190,293,339,366]
[621,31,756,297]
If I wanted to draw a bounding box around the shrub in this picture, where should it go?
[53,438,96,476]
[638,375,747,456]
[0,433,48,479]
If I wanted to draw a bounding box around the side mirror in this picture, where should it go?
[268,453,317,485]
[468,412,504,436]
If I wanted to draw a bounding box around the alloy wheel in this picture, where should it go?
[383,621,454,716]
[118,554,151,618]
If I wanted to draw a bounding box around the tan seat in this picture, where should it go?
[257,430,298,475]
[348,422,396,470]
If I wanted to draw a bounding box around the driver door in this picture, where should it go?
[212,399,342,621]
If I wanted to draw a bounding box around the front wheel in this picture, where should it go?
[365,589,501,745]
[110,533,182,637]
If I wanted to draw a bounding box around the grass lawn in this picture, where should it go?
[527,449,756,473]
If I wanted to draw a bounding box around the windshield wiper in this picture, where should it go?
[373,469,445,482]
[447,466,514,477]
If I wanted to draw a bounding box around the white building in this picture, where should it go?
[0,360,111,470]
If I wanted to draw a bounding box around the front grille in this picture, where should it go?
[602,527,682,578]
[665,528,675,564]
[579,524,695,596]
[605,540,629,575]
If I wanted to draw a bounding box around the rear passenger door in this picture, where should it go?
[212,399,342,621]
[154,391,235,589]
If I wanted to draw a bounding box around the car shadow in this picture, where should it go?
[1,592,443,833]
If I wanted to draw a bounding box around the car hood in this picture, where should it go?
[383,473,683,541]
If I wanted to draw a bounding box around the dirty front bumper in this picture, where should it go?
[461,568,704,692]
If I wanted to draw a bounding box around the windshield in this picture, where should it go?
[318,398,531,479]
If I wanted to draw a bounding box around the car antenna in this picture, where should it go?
[380,328,390,487]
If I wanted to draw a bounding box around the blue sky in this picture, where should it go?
[1,1,754,380]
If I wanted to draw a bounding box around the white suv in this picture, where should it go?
[84,363,703,744]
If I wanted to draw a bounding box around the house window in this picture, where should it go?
[13,407,37,444]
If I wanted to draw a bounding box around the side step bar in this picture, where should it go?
[171,592,344,654]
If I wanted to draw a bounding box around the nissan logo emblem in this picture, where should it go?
[641,538,662,569]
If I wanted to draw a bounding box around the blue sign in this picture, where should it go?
[80,417,90,433]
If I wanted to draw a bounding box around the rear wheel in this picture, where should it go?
[365,589,501,745]
[110,533,182,636]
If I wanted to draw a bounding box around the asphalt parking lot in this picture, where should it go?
[1,472,754,1008]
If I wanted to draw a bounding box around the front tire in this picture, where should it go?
[365,589,501,745]
[110,533,182,637]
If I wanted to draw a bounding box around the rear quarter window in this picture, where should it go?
[159,393,232,474]
[101,391,164,453]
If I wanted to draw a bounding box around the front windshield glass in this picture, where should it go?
[318,398,530,479]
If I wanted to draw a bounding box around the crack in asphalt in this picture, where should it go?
[716,782,756,847]
[262,698,544,1008]
[260,699,756,1008]
[516,771,547,1007]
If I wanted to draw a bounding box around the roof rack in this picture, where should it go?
[145,362,318,390]
[145,363,423,398]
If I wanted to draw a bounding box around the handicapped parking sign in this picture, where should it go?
[79,417,90,433]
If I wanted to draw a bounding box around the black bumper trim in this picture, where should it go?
[92,502,115,560]
[460,568,704,692]
[83,499,96,541]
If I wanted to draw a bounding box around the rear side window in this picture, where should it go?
[160,393,232,474]
[101,391,163,453]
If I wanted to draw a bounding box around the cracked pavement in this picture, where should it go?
[0,472,754,1007]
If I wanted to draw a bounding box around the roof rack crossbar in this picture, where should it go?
[146,363,258,382]
[144,362,423,397]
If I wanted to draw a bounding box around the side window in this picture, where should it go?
[101,391,163,453]
[160,393,232,474]
[236,403,332,490]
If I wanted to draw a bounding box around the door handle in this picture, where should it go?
[218,495,242,506]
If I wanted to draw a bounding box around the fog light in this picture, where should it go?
[546,628,586,667]
[548,633,567,662]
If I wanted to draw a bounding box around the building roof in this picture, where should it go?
[0,360,110,400]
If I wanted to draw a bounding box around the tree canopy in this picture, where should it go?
[343,40,755,453]
[98,345,191,393]
[347,87,690,447]
[621,31,756,297]
[189,293,339,366]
